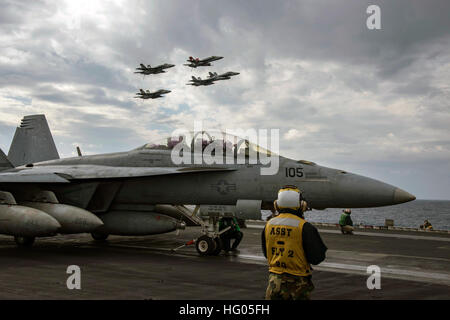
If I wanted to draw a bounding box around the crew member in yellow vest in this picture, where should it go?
[262,185,327,300]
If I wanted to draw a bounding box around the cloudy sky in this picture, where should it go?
[0,0,449,199]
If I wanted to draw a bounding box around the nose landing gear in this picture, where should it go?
[195,235,215,255]
[169,205,232,256]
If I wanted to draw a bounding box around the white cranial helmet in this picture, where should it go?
[277,186,301,210]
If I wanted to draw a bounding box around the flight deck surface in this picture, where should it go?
[0,225,449,300]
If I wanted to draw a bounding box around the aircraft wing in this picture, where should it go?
[0,165,236,183]
[0,172,70,183]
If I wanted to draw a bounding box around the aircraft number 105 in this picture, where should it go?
[285,167,304,178]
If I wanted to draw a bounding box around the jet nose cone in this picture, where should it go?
[331,170,416,208]
[393,188,416,204]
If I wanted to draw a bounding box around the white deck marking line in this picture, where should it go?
[237,253,450,285]
[96,243,450,285]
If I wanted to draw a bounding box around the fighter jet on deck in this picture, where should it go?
[208,71,240,81]
[134,63,175,75]
[186,75,217,86]
[134,89,171,99]
[0,115,416,254]
[183,56,223,68]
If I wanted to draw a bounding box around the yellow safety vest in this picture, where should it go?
[265,213,312,276]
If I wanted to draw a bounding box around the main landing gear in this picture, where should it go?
[91,232,109,241]
[170,205,232,256]
[14,236,35,247]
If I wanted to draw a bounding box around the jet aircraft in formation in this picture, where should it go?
[208,71,240,81]
[186,70,240,87]
[134,89,171,99]
[184,56,223,68]
[133,57,237,95]
[133,62,173,100]
[186,76,217,87]
[134,63,175,75]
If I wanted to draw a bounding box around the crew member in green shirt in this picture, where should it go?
[219,216,243,251]
[339,209,354,235]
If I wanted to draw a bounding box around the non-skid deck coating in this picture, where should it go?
[0,225,449,300]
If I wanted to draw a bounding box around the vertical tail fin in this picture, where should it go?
[0,149,13,171]
[8,114,59,166]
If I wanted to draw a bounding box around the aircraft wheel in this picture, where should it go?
[210,237,223,256]
[14,236,35,247]
[195,235,216,256]
[91,233,109,241]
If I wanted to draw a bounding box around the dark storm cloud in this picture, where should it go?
[146,0,450,74]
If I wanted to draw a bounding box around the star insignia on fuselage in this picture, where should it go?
[210,180,237,195]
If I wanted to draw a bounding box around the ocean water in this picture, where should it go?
[262,200,450,230]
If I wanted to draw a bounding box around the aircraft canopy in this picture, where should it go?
[135,131,275,157]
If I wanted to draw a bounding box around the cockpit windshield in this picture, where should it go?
[135,130,275,158]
